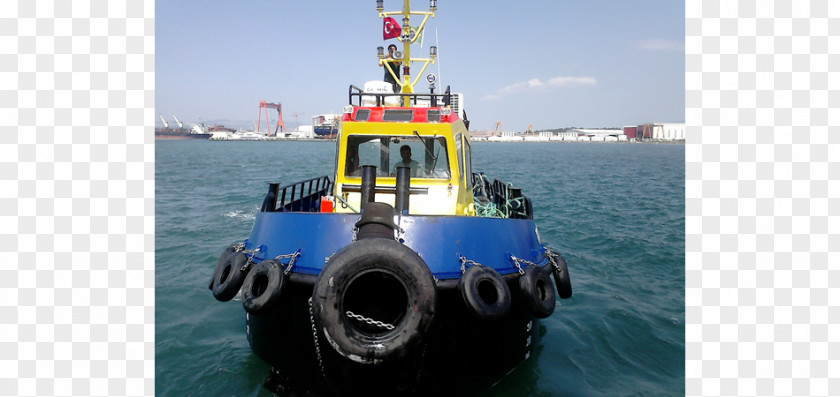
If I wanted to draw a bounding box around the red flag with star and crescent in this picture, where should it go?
[383,17,401,40]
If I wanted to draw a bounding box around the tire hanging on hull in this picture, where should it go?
[459,265,512,321]
[550,252,573,299]
[518,265,556,318]
[209,244,239,290]
[211,252,251,302]
[241,259,287,316]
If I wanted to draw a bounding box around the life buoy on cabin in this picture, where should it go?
[209,244,238,290]
[241,259,287,316]
[311,238,437,364]
[518,265,556,318]
[550,253,573,299]
[459,265,512,320]
[211,252,251,302]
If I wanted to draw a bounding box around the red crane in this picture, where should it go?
[257,101,286,137]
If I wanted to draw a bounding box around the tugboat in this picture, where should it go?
[209,1,572,395]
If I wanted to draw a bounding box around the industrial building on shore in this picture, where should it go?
[470,122,685,142]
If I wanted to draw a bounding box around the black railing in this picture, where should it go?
[348,84,452,108]
[261,175,333,213]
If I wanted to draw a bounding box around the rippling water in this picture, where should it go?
[155,140,685,396]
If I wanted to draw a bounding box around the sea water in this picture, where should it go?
[155,140,685,396]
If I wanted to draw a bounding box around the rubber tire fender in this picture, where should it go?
[241,259,287,316]
[211,252,251,302]
[209,244,238,290]
[311,238,437,365]
[459,265,512,321]
[518,265,556,318]
[551,253,573,299]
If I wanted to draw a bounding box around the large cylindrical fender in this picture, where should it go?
[311,238,437,365]
[518,265,556,318]
[459,265,512,321]
[211,252,251,302]
[241,259,287,316]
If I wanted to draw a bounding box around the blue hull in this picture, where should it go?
[244,212,550,279]
[237,210,553,394]
[313,126,337,136]
[246,279,541,395]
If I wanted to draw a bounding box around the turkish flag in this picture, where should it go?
[383,17,401,40]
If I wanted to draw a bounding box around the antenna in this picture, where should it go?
[435,27,441,89]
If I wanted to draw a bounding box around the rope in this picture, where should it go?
[474,201,507,218]
[471,178,527,219]
[503,182,527,218]
[335,194,359,213]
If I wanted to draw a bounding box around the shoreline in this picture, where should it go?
[200,138,686,144]
[471,139,686,145]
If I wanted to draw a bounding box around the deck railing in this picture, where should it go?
[261,175,333,213]
[348,84,452,108]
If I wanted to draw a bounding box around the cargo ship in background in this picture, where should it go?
[154,125,214,140]
[155,114,220,140]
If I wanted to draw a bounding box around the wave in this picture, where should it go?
[221,207,258,221]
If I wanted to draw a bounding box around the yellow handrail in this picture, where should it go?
[377,0,437,105]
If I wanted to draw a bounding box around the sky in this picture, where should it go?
[156,1,685,132]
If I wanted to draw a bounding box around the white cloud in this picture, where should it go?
[497,78,546,95]
[484,75,597,100]
[636,39,684,51]
[547,76,597,87]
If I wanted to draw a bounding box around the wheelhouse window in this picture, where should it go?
[345,135,451,179]
[454,133,463,179]
[354,109,371,121]
[381,109,414,122]
[463,136,473,189]
[426,109,440,122]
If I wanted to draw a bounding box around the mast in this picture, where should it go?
[377,0,438,106]
[401,0,411,98]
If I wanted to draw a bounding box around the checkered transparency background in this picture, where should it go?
[1,1,154,396]
[686,0,840,396]
[1,0,838,396]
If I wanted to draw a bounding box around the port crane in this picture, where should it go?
[257,101,286,137]
[159,114,169,128]
[493,121,502,136]
[172,114,184,128]
[653,124,665,139]
[639,123,655,140]
[292,112,304,131]
[525,124,534,136]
